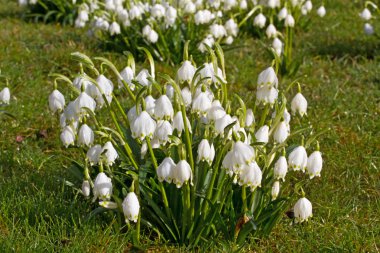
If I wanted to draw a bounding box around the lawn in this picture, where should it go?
[0,0,379,251]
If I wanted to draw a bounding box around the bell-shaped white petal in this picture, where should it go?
[172,111,191,136]
[294,197,312,223]
[266,24,277,38]
[225,18,239,37]
[157,157,176,183]
[285,14,295,27]
[291,93,308,117]
[132,111,156,140]
[271,181,280,200]
[154,120,173,145]
[257,67,278,88]
[273,121,289,144]
[119,66,135,90]
[94,172,112,201]
[60,126,75,148]
[154,95,174,120]
[256,86,278,105]
[78,124,94,147]
[87,144,102,165]
[192,91,212,115]
[207,100,226,122]
[0,87,10,104]
[232,141,255,168]
[288,146,308,171]
[255,125,269,143]
[278,7,288,20]
[197,139,214,165]
[122,192,140,223]
[306,151,323,179]
[145,95,156,116]
[317,6,326,17]
[177,60,196,83]
[274,156,288,181]
[75,92,96,117]
[215,114,234,135]
[181,87,192,107]
[135,69,151,86]
[102,141,118,165]
[360,8,371,21]
[245,109,255,127]
[253,13,266,28]
[238,162,262,191]
[82,180,91,197]
[172,160,192,188]
[49,90,65,113]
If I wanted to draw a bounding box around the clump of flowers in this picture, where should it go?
[49,45,324,246]
[359,1,379,35]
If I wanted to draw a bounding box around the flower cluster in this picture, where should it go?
[49,46,323,245]
[359,1,379,35]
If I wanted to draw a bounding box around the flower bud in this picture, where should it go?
[273,121,289,144]
[0,87,10,104]
[317,6,326,17]
[360,8,371,21]
[82,180,91,197]
[245,109,255,127]
[119,66,135,90]
[271,181,280,200]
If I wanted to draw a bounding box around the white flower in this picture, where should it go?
[197,139,215,165]
[181,87,192,107]
[255,125,269,143]
[238,162,262,191]
[278,7,288,20]
[166,85,175,100]
[132,111,156,140]
[272,38,283,56]
[257,67,278,88]
[109,22,121,35]
[154,120,173,145]
[129,5,142,20]
[285,14,295,27]
[253,13,266,28]
[294,197,312,223]
[210,24,227,39]
[198,63,224,84]
[207,100,226,122]
[240,0,247,9]
[194,10,212,25]
[271,181,280,200]
[78,124,94,147]
[224,0,237,11]
[151,4,165,19]
[183,2,196,14]
[225,19,239,37]
[157,157,176,183]
[102,141,118,165]
[225,36,234,45]
[215,114,234,135]
[266,24,277,38]
[122,192,140,223]
[49,90,65,113]
[119,66,135,90]
[288,146,308,171]
[360,8,371,21]
[75,91,96,117]
[135,69,151,86]
[198,35,215,53]
[87,144,102,165]
[0,87,10,104]
[172,160,193,188]
[256,86,278,105]
[172,111,192,135]
[307,151,323,179]
[192,91,212,115]
[60,126,75,147]
[154,95,174,120]
[165,6,177,27]
[82,180,91,197]
[304,1,313,12]
[232,141,255,168]
[291,93,308,116]
[364,23,374,35]
[94,172,112,200]
[274,156,288,181]
[145,95,156,116]
[177,61,196,84]
[222,151,235,176]
[273,121,289,144]
[317,6,326,17]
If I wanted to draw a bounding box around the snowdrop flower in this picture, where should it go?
[197,139,215,165]
[238,162,262,191]
[195,10,213,25]
[225,36,234,45]
[360,8,371,21]
[207,100,226,122]
[224,0,237,10]
[271,181,280,200]
[172,111,192,135]
[215,114,234,135]
[0,87,10,104]
[132,111,156,140]
[255,125,269,143]
[78,124,94,147]
[145,95,156,116]
[272,38,283,56]
[94,172,112,200]
[225,19,239,37]
[87,144,102,165]
[294,197,312,223]
[173,160,193,188]
[109,22,121,35]
[278,7,288,20]
[273,121,289,144]
[232,141,255,168]
[154,95,174,120]
[317,6,326,17]
[285,14,295,27]
[288,146,308,171]
[119,66,135,90]
[105,0,115,10]
[240,0,248,9]
[49,90,65,113]
[192,91,212,115]
[122,192,140,223]
[274,156,288,181]
[177,61,196,84]
[266,24,277,38]
[151,4,165,19]
[267,0,280,8]
[157,157,176,183]
[245,109,255,127]
[291,93,308,116]
[102,141,118,165]
[135,69,151,86]
[82,180,90,197]
[75,91,96,117]
[154,120,173,145]
[210,24,227,39]
[129,5,142,20]
[198,35,215,53]
[222,151,235,176]
[253,13,266,28]
[184,2,196,14]
[307,151,323,179]
[257,67,278,88]
[165,6,177,27]
[304,1,313,12]
[364,23,374,35]
[181,87,192,107]
[256,86,278,105]
[60,126,75,147]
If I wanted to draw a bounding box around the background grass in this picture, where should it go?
[0,0,379,251]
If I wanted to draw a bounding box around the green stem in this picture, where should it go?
[259,104,270,127]
[242,186,247,212]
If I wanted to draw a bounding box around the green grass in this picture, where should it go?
[1,0,379,251]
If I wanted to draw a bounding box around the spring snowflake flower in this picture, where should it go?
[294,197,313,223]
[238,162,262,191]
[288,146,308,171]
[291,93,308,116]
[177,60,196,84]
[78,124,94,147]
[271,181,280,200]
[253,13,266,28]
[49,90,65,113]
[172,160,193,188]
[60,126,75,147]
[255,125,269,143]
[102,141,118,165]
[94,172,113,201]
[157,157,176,183]
[87,144,102,165]
[274,156,288,181]
[306,151,323,179]
[122,192,140,223]
[132,111,156,140]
